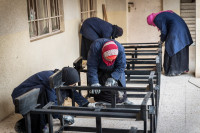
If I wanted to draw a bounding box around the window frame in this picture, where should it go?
[27,0,64,41]
[80,0,97,23]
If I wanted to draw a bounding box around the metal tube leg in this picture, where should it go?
[48,114,53,133]
[96,117,102,133]
[24,113,31,133]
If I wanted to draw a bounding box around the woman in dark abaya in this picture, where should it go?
[80,17,123,60]
[147,10,193,76]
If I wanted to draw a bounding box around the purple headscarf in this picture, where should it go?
[147,10,174,26]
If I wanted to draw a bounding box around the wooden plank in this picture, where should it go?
[15,88,40,115]
[49,70,62,88]
[102,4,108,21]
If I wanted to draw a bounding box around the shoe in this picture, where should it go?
[87,102,96,108]
[123,99,134,105]
[63,115,74,125]
[15,118,26,133]
[42,124,49,133]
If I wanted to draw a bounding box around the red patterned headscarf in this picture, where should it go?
[102,41,118,66]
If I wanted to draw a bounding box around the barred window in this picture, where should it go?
[27,0,64,41]
[80,0,97,22]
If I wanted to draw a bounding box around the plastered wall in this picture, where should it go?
[163,0,180,14]
[127,0,162,43]
[96,0,106,19]
[105,0,128,43]
[196,1,200,77]
[0,0,81,121]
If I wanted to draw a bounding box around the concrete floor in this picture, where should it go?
[0,73,200,133]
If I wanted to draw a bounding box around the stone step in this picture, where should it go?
[181,3,195,6]
[190,31,196,35]
[183,18,195,21]
[180,12,196,18]
[187,24,196,28]
[184,20,195,24]
[181,10,195,13]
[191,34,196,38]
[181,3,196,10]
[183,17,195,20]
[188,27,195,31]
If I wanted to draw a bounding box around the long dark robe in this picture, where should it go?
[164,45,189,76]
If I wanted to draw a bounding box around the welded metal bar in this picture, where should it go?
[126,81,149,84]
[62,126,146,133]
[122,42,159,45]
[24,113,31,133]
[127,60,156,64]
[125,52,158,56]
[111,90,116,108]
[48,114,53,133]
[129,66,156,69]
[125,70,152,75]
[71,89,75,106]
[126,58,156,60]
[50,105,141,112]
[123,45,159,48]
[59,85,149,91]
[31,108,137,118]
[96,117,102,133]
[125,50,158,52]
[127,94,146,98]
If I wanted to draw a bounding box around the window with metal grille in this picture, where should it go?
[27,0,64,41]
[80,0,97,23]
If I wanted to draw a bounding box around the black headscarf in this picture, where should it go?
[111,25,123,39]
[62,67,80,85]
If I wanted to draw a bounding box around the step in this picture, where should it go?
[181,12,196,18]
[184,20,195,24]
[187,24,196,28]
[181,10,195,13]
[183,18,196,24]
[181,3,195,6]
[191,34,196,38]
[188,27,196,31]
[181,3,196,10]
[183,18,195,21]
[190,31,196,35]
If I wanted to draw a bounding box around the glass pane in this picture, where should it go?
[80,0,83,12]
[37,0,48,19]
[29,22,38,37]
[38,20,49,35]
[27,0,37,20]
[52,17,60,31]
[90,11,95,17]
[50,0,59,16]
[90,0,93,10]
[90,0,96,17]
[81,0,88,12]
[81,13,88,22]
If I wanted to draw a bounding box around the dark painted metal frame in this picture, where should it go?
[49,70,157,132]
[14,42,162,133]
[15,87,154,133]
[72,41,162,132]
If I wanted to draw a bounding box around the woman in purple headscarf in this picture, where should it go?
[147,10,193,76]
